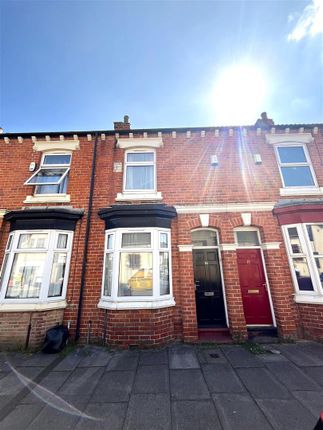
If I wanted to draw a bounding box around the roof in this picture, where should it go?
[1,123,322,139]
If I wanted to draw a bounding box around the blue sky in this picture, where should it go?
[1,0,322,132]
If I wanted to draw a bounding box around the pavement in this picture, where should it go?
[0,341,323,430]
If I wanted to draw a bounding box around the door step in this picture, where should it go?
[198,327,232,343]
[247,326,278,344]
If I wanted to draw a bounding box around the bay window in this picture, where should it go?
[100,228,174,309]
[283,223,323,303]
[0,230,73,303]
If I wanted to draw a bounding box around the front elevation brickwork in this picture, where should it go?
[0,123,322,348]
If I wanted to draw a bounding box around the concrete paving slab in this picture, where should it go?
[221,346,264,368]
[265,361,321,391]
[257,398,317,430]
[75,402,127,430]
[12,353,58,368]
[276,343,323,367]
[202,363,245,393]
[139,350,168,366]
[91,371,135,403]
[169,346,199,369]
[213,393,272,430]
[257,352,288,362]
[292,390,323,418]
[172,400,222,430]
[302,366,323,388]
[197,348,227,365]
[57,367,104,402]
[52,352,82,372]
[133,365,169,394]
[21,371,71,404]
[77,348,112,368]
[170,369,210,400]
[25,402,85,430]
[106,352,139,371]
[0,367,44,396]
[124,393,171,430]
[0,403,44,430]
[237,367,290,399]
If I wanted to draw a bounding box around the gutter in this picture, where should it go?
[75,132,99,341]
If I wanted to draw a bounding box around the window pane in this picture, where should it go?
[306,225,323,255]
[292,257,314,291]
[236,231,259,246]
[57,234,68,249]
[192,230,218,247]
[35,175,68,194]
[122,233,151,248]
[103,254,113,296]
[287,228,303,254]
[0,254,9,287]
[6,235,13,251]
[118,253,152,296]
[281,166,315,187]
[160,252,170,295]
[278,146,307,163]
[18,233,48,249]
[6,253,46,298]
[43,154,71,165]
[48,253,66,297]
[314,258,323,289]
[27,168,68,185]
[127,152,154,162]
[125,166,154,190]
[160,233,168,249]
[107,234,114,250]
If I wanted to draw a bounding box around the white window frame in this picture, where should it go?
[24,151,72,195]
[99,227,175,310]
[123,149,156,194]
[282,223,323,304]
[234,227,261,248]
[0,230,73,306]
[274,144,318,189]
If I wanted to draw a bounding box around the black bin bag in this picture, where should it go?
[42,325,69,354]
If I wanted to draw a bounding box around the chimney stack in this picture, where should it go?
[114,115,131,131]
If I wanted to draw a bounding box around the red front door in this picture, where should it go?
[236,249,273,325]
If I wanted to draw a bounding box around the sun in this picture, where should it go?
[210,63,268,126]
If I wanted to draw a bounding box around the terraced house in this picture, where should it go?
[0,116,322,348]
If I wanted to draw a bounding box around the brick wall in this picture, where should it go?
[99,307,175,348]
[0,309,64,349]
[0,127,322,348]
[297,304,323,341]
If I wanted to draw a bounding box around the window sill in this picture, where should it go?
[24,194,71,204]
[294,294,323,305]
[98,297,175,310]
[280,187,323,196]
[116,192,163,201]
[0,300,67,312]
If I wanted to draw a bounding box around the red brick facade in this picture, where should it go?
[0,123,322,348]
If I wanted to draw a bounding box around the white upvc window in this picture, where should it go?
[274,144,317,188]
[25,153,71,195]
[123,149,156,193]
[100,228,174,310]
[283,223,323,303]
[0,230,73,304]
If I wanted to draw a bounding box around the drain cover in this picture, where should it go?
[209,353,219,359]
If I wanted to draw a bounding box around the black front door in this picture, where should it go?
[193,249,226,327]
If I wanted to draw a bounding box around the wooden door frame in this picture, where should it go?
[234,228,277,328]
[192,228,229,328]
